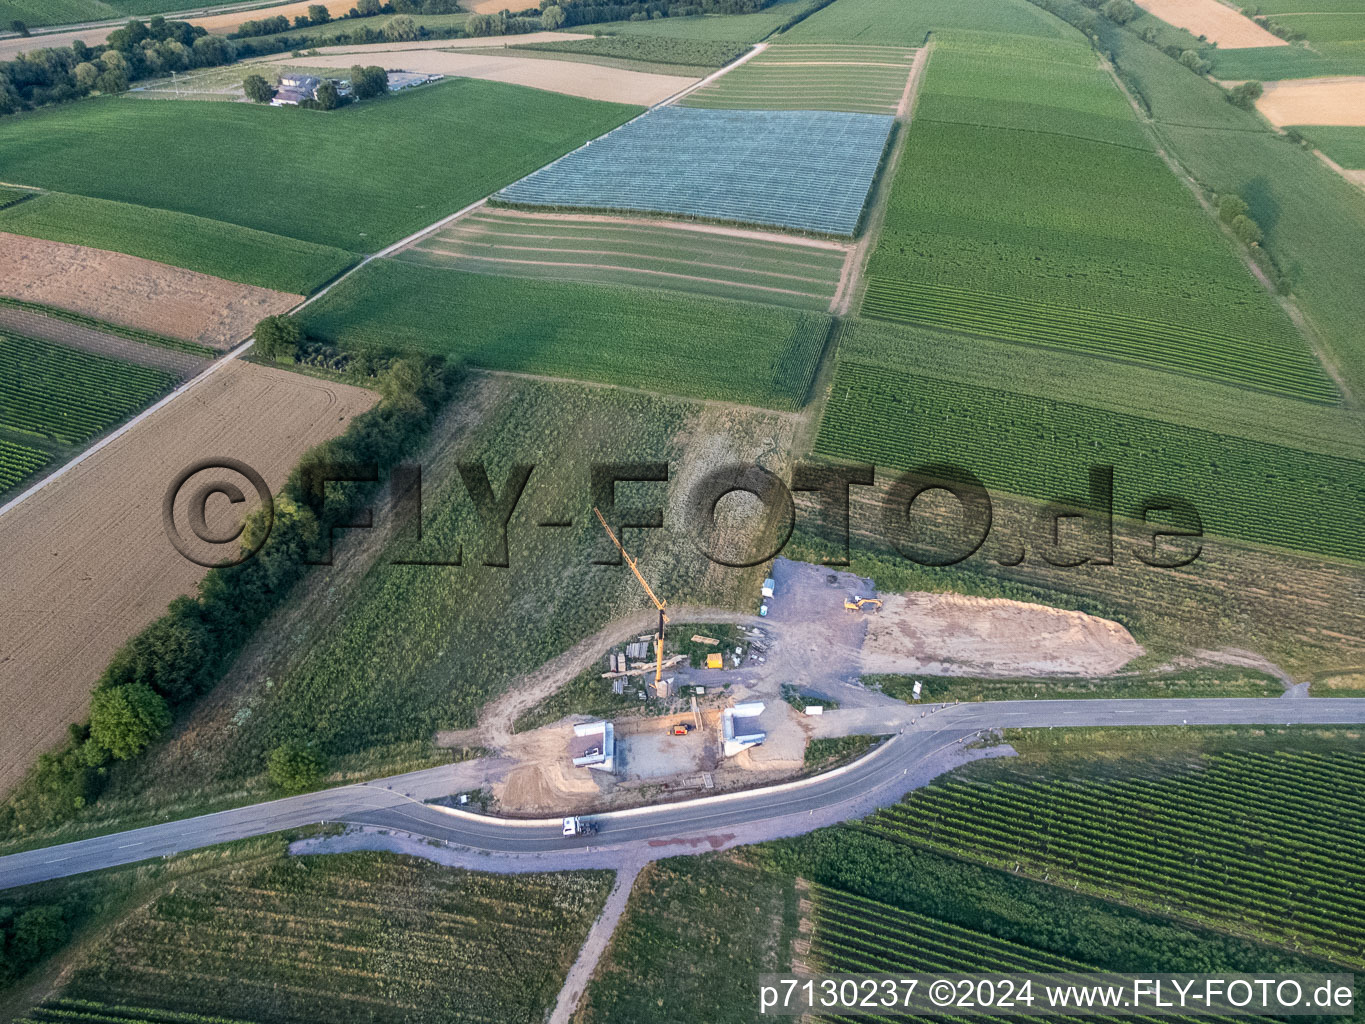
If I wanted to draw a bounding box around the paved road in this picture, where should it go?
[3,698,1364,890]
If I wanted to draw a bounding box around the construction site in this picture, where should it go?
[439,512,1143,817]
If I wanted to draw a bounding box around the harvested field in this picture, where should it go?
[0,359,375,795]
[270,48,698,105]
[1134,0,1289,47]
[398,207,849,311]
[681,42,916,114]
[0,306,209,379]
[188,0,355,34]
[860,593,1142,677]
[1256,76,1365,124]
[0,232,299,349]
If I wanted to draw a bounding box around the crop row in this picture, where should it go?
[0,438,51,492]
[860,751,1365,965]
[496,106,895,236]
[813,360,1365,562]
[0,333,175,445]
[862,278,1339,401]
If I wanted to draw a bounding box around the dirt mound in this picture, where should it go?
[861,592,1141,677]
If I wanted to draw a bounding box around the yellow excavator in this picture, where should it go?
[594,506,669,683]
[845,596,882,613]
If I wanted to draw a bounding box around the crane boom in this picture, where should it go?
[594,506,669,682]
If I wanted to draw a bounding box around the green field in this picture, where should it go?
[1296,125,1365,167]
[813,345,1365,561]
[512,35,750,66]
[1208,42,1365,78]
[680,42,913,113]
[19,852,613,1024]
[862,34,1335,401]
[398,208,846,312]
[0,185,36,211]
[0,192,357,295]
[781,0,1077,43]
[577,856,798,1023]
[0,83,640,251]
[0,332,174,445]
[862,743,1365,966]
[302,258,831,409]
[0,0,221,27]
[0,436,49,493]
[587,0,828,41]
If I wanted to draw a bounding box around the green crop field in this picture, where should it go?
[813,320,1359,562]
[781,0,1077,43]
[302,259,831,410]
[0,83,641,251]
[577,856,799,1023]
[1207,43,1365,78]
[398,207,846,312]
[587,0,827,41]
[0,0,216,27]
[680,42,914,113]
[862,34,1335,401]
[0,437,49,493]
[861,746,1365,966]
[0,185,35,211]
[1295,125,1365,167]
[20,852,612,1024]
[511,35,750,66]
[0,192,357,295]
[0,332,174,446]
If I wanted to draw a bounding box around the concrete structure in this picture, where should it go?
[570,721,615,773]
[388,71,443,91]
[722,701,766,757]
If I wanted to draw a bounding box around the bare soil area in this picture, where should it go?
[188,0,355,34]
[861,592,1142,677]
[1256,77,1365,125]
[0,233,299,349]
[1134,0,1287,47]
[0,360,375,796]
[270,48,697,104]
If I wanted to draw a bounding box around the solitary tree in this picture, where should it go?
[356,0,381,14]
[10,19,29,36]
[243,73,275,103]
[541,4,566,29]
[1218,194,1249,224]
[1231,214,1263,246]
[314,78,341,109]
[267,742,326,791]
[255,315,302,359]
[307,3,331,23]
[89,683,171,761]
[1102,0,1137,24]
[384,14,418,40]
[1227,80,1263,110]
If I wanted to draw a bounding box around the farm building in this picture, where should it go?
[722,702,766,757]
[271,73,353,106]
[570,720,615,773]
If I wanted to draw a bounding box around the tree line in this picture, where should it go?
[0,339,453,835]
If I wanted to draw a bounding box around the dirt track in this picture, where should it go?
[0,360,375,796]
[0,233,299,348]
[270,48,698,105]
[1134,0,1287,48]
[1256,77,1365,126]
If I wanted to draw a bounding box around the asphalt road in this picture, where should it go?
[3,697,1364,890]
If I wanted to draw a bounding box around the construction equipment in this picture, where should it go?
[706,652,724,669]
[845,596,883,613]
[595,506,669,683]
[669,723,693,736]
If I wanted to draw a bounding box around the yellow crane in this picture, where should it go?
[594,506,669,683]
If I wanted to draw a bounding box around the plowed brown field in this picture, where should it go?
[0,233,299,349]
[0,360,376,795]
